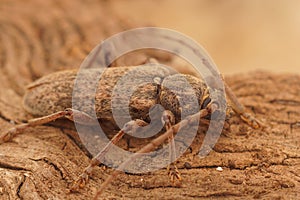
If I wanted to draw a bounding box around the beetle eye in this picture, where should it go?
[201,97,211,109]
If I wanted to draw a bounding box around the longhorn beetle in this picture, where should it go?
[0,59,262,199]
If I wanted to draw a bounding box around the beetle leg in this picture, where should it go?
[0,108,97,144]
[161,110,182,184]
[70,119,148,192]
[92,108,210,199]
[223,79,263,129]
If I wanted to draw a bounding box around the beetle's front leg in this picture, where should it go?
[0,108,97,144]
[223,79,263,129]
[70,119,149,192]
[161,110,182,184]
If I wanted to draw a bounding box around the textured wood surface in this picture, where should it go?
[0,0,299,199]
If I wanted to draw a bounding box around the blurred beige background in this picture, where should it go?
[110,0,300,74]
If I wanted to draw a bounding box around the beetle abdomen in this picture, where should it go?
[23,70,77,116]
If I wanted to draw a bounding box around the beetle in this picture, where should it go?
[0,61,262,198]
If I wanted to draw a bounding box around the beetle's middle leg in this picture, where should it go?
[70,119,149,191]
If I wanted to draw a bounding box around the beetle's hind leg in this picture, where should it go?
[0,108,97,144]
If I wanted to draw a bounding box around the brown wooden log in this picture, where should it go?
[0,0,299,199]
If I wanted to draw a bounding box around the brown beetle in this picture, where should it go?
[0,61,262,199]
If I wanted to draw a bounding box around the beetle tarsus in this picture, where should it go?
[70,172,90,192]
[167,163,182,186]
[0,124,27,144]
[240,112,263,129]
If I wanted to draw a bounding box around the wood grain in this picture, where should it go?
[0,0,299,199]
